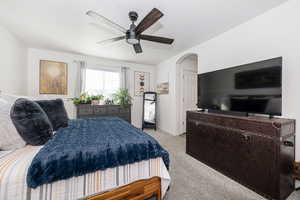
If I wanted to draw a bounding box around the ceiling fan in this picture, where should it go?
[86,8,174,54]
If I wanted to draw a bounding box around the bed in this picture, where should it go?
[0,147,170,200]
[0,117,171,200]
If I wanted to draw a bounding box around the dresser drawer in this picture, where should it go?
[94,106,107,115]
[107,106,120,114]
[77,105,131,123]
[78,105,93,116]
[120,107,130,113]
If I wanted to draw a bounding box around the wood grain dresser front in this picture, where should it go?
[186,111,295,200]
[76,104,131,123]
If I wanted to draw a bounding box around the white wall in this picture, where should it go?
[27,48,156,128]
[156,0,300,161]
[177,55,198,134]
[157,55,198,134]
[0,25,27,95]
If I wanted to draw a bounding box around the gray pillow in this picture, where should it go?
[10,98,53,146]
[35,99,69,131]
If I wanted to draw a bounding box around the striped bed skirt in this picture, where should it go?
[0,146,171,200]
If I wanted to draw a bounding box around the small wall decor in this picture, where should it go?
[40,60,68,95]
[157,82,169,94]
[134,71,150,96]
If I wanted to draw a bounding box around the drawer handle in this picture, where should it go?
[242,133,250,141]
[283,141,294,147]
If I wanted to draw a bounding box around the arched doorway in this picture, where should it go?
[176,53,198,135]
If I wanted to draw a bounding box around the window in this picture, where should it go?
[85,68,120,96]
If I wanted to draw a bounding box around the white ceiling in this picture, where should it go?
[0,0,287,65]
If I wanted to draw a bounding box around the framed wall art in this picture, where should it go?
[134,71,150,96]
[157,82,169,95]
[39,60,68,95]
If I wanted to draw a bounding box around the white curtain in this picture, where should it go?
[121,67,129,90]
[75,61,87,97]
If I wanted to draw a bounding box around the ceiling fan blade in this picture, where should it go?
[133,43,143,54]
[97,36,125,45]
[135,8,163,35]
[87,10,127,33]
[140,34,174,44]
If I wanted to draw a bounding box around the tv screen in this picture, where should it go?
[198,57,282,116]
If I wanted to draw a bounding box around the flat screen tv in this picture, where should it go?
[198,57,282,116]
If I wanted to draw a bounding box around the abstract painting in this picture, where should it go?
[40,60,68,95]
[134,71,150,96]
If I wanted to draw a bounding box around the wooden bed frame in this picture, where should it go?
[86,177,161,200]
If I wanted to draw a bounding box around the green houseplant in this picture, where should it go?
[72,93,104,105]
[91,95,104,101]
[113,89,132,107]
[104,98,114,105]
[91,94,104,105]
[72,93,91,105]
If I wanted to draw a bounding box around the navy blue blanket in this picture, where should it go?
[27,117,169,188]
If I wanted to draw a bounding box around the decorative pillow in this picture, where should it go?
[10,98,53,146]
[0,95,26,150]
[35,99,69,131]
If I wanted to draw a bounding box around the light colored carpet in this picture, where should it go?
[145,130,300,200]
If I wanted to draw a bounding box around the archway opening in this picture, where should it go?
[175,53,198,135]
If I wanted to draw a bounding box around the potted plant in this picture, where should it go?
[91,94,104,105]
[104,98,114,105]
[72,93,92,105]
[113,89,132,107]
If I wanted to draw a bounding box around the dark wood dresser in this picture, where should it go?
[76,104,131,123]
[186,111,295,200]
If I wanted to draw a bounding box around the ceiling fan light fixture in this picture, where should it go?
[127,38,139,45]
[126,30,139,45]
[88,8,174,54]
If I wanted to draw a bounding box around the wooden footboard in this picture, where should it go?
[86,177,161,200]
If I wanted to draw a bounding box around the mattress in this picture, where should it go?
[0,146,171,200]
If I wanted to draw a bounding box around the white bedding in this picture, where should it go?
[0,146,171,200]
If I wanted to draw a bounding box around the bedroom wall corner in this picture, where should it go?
[26,48,157,128]
[156,59,178,135]
[0,24,28,95]
[156,54,198,136]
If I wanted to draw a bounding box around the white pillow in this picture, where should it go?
[0,94,26,150]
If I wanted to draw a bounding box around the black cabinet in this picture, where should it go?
[186,111,295,200]
[76,104,131,123]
